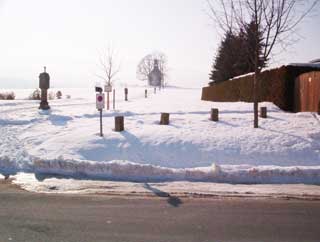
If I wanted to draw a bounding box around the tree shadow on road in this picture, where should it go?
[143,183,183,207]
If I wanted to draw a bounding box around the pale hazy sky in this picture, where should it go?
[0,0,319,88]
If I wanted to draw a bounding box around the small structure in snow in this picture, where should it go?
[160,113,170,125]
[39,66,50,110]
[148,59,162,87]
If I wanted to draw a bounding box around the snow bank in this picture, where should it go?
[1,155,320,184]
[32,159,218,182]
[27,159,320,184]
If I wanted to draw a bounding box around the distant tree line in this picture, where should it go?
[210,20,266,84]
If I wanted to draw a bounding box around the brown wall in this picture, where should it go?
[202,66,294,111]
[202,65,320,112]
[294,72,320,112]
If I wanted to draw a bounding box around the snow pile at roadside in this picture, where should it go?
[2,155,320,184]
[29,159,320,184]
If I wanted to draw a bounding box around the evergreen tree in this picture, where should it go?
[209,20,266,84]
[209,31,240,83]
[243,20,266,72]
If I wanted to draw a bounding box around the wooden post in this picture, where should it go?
[99,109,103,136]
[113,89,116,110]
[260,107,267,118]
[145,89,147,98]
[115,116,124,132]
[318,101,320,115]
[124,88,128,101]
[160,113,170,125]
[210,108,219,122]
[107,92,110,110]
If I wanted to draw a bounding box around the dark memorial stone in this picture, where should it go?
[39,66,50,110]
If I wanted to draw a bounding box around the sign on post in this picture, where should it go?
[104,84,112,110]
[104,84,112,92]
[96,93,105,110]
[96,93,105,137]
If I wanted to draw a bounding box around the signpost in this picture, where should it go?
[96,92,105,137]
[104,83,112,110]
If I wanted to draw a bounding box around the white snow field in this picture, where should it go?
[1,86,320,184]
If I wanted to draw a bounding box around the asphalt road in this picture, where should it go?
[1,181,320,242]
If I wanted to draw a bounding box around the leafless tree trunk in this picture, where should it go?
[96,47,121,87]
[207,0,318,128]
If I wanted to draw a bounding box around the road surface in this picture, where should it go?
[1,181,320,242]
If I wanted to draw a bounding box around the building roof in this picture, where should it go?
[309,58,320,64]
[288,63,320,68]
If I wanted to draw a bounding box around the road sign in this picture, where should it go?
[96,93,105,110]
[104,84,112,92]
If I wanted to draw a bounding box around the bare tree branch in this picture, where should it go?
[97,46,121,86]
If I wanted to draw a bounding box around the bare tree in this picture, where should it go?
[136,52,168,87]
[207,0,318,128]
[96,47,121,87]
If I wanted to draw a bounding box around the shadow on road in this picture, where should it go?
[143,183,183,207]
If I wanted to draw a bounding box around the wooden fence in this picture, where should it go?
[294,71,320,112]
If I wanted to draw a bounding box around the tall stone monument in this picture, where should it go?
[39,66,50,110]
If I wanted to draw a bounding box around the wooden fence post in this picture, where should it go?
[210,108,219,122]
[160,113,170,125]
[318,101,320,115]
[107,91,110,110]
[115,116,124,132]
[260,107,267,118]
[113,89,115,110]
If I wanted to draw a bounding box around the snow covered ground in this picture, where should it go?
[1,86,320,185]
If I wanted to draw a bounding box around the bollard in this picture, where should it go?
[115,116,124,132]
[145,89,147,98]
[210,108,219,122]
[160,113,170,125]
[113,89,115,110]
[260,107,267,118]
[124,88,128,101]
[107,92,110,110]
